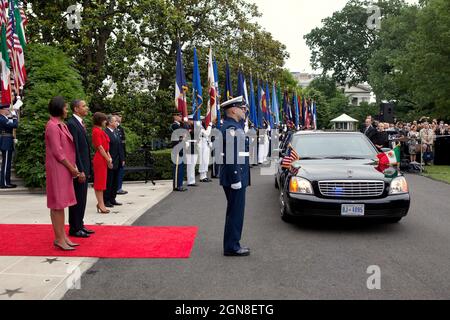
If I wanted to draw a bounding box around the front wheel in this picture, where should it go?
[280,190,294,223]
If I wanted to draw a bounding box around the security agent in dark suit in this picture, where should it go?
[220,96,251,257]
[103,115,125,207]
[67,100,94,238]
[363,118,377,144]
[0,103,18,189]
[170,111,187,191]
[114,112,128,195]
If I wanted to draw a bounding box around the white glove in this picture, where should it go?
[231,182,242,190]
[13,98,23,111]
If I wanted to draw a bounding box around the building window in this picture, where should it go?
[352,97,358,106]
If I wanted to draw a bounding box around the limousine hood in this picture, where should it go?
[296,159,400,182]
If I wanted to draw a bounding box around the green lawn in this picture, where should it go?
[422,165,450,184]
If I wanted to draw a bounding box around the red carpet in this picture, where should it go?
[0,224,198,258]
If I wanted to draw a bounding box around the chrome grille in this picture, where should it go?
[318,180,385,197]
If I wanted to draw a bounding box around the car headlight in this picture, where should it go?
[389,176,408,194]
[289,177,314,194]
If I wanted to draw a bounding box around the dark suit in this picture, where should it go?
[364,125,377,144]
[373,131,389,149]
[220,118,250,253]
[0,112,18,187]
[116,125,126,191]
[67,116,91,232]
[104,127,124,204]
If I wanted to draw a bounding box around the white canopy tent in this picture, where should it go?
[330,114,359,131]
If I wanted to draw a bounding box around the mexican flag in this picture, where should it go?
[377,144,401,165]
[0,22,11,105]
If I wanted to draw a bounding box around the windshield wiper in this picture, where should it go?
[299,157,323,160]
[324,156,367,160]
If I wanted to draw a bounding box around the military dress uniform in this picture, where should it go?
[220,96,251,256]
[199,122,212,182]
[170,117,187,191]
[186,117,200,186]
[0,104,18,188]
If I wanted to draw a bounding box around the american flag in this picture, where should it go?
[6,0,26,92]
[281,144,300,169]
[0,0,7,25]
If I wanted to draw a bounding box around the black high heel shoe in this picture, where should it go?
[53,241,75,251]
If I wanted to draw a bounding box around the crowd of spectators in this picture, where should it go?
[362,116,449,166]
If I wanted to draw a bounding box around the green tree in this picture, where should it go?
[368,0,450,120]
[402,0,450,119]
[27,0,291,141]
[306,76,352,128]
[15,44,86,188]
[304,0,407,85]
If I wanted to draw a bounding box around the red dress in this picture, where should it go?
[92,126,110,191]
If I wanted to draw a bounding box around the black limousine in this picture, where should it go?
[275,131,410,223]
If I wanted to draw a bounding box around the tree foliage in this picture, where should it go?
[26,0,292,140]
[368,0,450,120]
[304,0,407,85]
[305,76,351,128]
[15,44,86,187]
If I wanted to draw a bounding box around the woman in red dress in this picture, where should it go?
[92,112,113,213]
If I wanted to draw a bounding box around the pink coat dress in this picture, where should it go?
[45,117,77,210]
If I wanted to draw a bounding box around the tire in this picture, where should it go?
[280,190,294,223]
[386,217,402,223]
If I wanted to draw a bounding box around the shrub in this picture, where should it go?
[15,44,86,188]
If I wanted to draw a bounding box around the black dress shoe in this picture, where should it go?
[174,187,187,192]
[6,184,17,188]
[117,190,128,195]
[0,185,15,189]
[200,178,212,183]
[69,230,90,238]
[188,184,198,187]
[224,248,250,256]
[82,228,95,234]
[111,201,122,206]
[105,202,114,208]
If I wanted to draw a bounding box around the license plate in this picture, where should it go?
[341,204,365,216]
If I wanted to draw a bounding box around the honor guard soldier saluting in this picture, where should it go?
[220,96,251,257]
[0,103,18,189]
[170,111,187,192]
